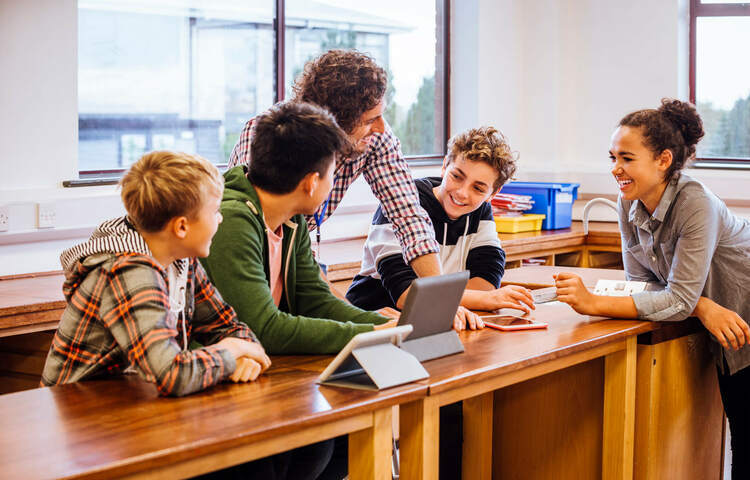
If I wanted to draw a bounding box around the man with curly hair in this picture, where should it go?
[228,49,443,284]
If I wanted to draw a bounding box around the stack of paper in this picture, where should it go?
[491,193,534,217]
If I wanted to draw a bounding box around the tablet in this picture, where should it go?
[317,325,416,388]
[481,314,548,331]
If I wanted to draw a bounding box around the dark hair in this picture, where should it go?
[446,126,517,191]
[619,98,705,180]
[291,49,387,134]
[248,102,347,194]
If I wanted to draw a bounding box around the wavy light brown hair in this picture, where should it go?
[446,127,518,190]
[291,49,387,134]
[120,151,223,232]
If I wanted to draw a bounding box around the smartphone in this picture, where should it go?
[481,314,548,331]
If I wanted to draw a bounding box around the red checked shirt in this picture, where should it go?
[228,118,439,263]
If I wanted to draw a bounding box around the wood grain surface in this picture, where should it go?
[0,363,426,479]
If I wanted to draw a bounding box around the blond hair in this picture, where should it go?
[120,151,223,232]
[446,127,517,190]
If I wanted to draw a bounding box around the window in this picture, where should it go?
[77,0,448,176]
[690,0,750,164]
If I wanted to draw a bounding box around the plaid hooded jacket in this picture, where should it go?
[41,217,257,396]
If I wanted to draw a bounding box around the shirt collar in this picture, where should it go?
[628,176,681,229]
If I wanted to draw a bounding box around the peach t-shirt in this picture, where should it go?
[266,225,284,306]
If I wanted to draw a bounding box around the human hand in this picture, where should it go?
[554,273,595,315]
[694,297,750,351]
[482,285,535,313]
[453,306,485,331]
[229,357,263,383]
[217,337,272,373]
[373,318,399,330]
[377,307,401,321]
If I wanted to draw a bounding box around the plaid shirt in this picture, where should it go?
[228,117,439,263]
[41,254,256,397]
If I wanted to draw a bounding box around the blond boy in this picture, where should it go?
[41,151,270,396]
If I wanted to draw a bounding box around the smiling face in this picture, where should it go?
[609,126,672,213]
[347,100,386,154]
[434,154,499,220]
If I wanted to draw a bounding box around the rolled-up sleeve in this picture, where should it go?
[361,129,440,263]
[630,192,720,322]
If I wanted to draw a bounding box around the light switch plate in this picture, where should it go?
[0,205,9,232]
[37,202,56,229]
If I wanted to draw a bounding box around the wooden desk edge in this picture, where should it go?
[427,322,653,399]
[13,383,427,480]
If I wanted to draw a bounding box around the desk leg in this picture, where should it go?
[349,407,393,480]
[462,392,493,480]
[399,397,440,480]
[603,336,636,480]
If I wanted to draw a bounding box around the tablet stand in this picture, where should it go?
[320,342,429,391]
[401,330,464,362]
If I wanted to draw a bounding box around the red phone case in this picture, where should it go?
[483,319,548,331]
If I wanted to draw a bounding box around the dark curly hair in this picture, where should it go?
[249,101,347,194]
[291,49,387,134]
[619,98,705,181]
[446,126,518,191]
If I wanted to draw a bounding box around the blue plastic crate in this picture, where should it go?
[499,182,580,229]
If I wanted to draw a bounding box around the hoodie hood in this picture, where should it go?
[60,216,152,274]
[222,165,258,209]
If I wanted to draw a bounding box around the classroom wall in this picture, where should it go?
[0,0,747,276]
[453,0,685,186]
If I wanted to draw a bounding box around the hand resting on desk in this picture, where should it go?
[216,337,272,383]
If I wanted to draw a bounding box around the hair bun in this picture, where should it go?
[658,98,705,148]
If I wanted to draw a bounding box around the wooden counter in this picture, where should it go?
[0,272,65,337]
[0,357,426,480]
[399,302,652,480]
[0,222,622,339]
[500,265,725,480]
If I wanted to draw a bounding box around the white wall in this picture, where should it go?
[0,0,78,194]
[452,0,750,200]
[0,0,747,275]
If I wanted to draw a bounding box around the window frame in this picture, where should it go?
[72,0,449,184]
[690,0,750,168]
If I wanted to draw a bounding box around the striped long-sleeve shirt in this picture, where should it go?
[228,116,440,263]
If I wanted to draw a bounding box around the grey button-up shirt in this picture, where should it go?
[618,173,750,374]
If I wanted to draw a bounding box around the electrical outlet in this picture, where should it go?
[37,202,56,229]
[0,205,9,232]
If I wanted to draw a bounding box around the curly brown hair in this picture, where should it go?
[446,127,518,191]
[619,98,705,181]
[291,49,387,134]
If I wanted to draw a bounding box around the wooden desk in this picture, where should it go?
[499,221,621,268]
[499,265,725,480]
[396,302,653,479]
[0,272,65,337]
[0,360,426,480]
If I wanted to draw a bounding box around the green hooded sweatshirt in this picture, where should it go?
[201,166,388,354]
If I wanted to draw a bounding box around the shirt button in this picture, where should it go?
[651,255,657,262]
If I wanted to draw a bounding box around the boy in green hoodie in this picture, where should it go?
[201,101,396,356]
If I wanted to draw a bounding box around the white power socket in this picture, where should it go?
[37,202,56,229]
[0,205,9,232]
